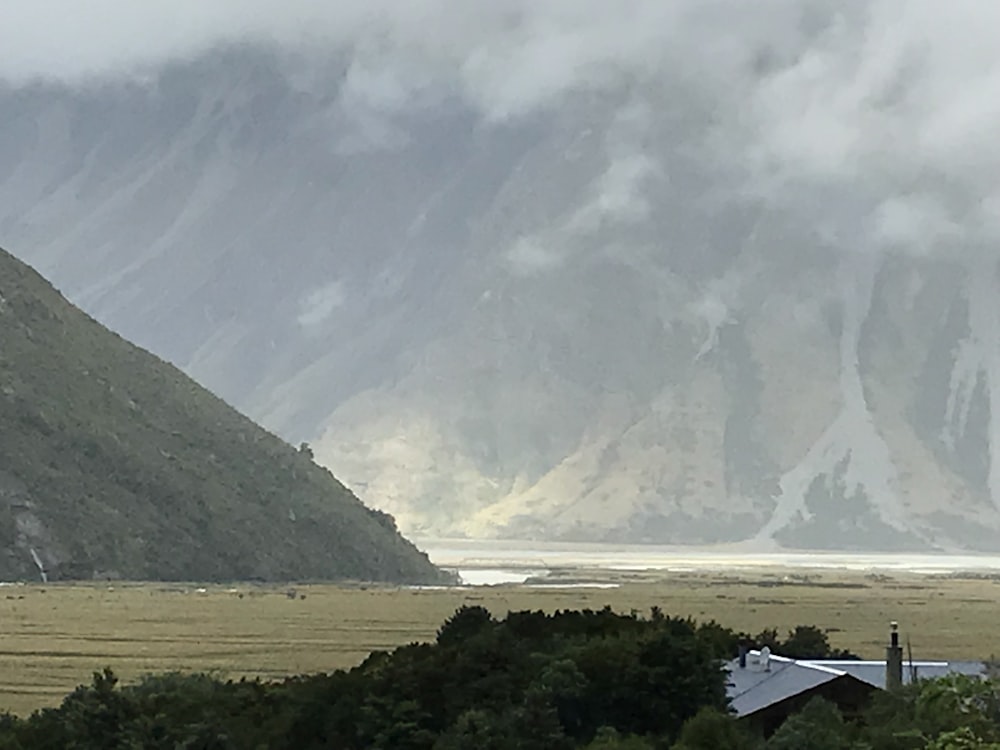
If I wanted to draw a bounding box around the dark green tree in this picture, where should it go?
[584,726,655,749]
[766,698,854,750]
[673,707,762,750]
[436,605,495,646]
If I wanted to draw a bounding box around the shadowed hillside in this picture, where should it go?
[0,247,445,583]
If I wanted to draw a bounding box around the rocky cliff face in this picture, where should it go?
[3,3,1000,550]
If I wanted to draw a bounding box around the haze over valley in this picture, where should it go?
[4,1,1000,551]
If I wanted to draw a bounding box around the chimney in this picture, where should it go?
[886,621,903,690]
[738,644,748,669]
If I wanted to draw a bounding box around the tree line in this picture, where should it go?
[0,606,995,749]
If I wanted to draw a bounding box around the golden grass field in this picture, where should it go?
[2,568,999,716]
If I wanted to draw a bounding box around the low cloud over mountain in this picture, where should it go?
[3,1,1000,548]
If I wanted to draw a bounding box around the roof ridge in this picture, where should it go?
[809,659,953,666]
[742,650,847,676]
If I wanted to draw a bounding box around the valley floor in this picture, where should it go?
[3,548,1000,716]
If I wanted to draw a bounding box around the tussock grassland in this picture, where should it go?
[2,569,999,716]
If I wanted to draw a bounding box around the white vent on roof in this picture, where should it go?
[760,646,771,672]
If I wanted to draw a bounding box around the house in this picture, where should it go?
[727,648,876,735]
[726,623,987,735]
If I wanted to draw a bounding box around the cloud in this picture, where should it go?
[3,0,1000,262]
[297,281,345,327]
[727,1,1000,258]
[505,237,563,277]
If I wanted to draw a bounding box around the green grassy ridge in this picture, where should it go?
[0,247,445,583]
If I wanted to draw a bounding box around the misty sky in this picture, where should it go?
[2,1,999,262]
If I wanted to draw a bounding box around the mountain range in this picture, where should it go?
[3,30,1000,551]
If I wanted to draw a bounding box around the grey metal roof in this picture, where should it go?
[726,652,986,718]
[808,660,986,688]
[727,652,849,717]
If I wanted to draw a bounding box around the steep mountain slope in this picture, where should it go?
[0,247,444,582]
[3,15,1000,551]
